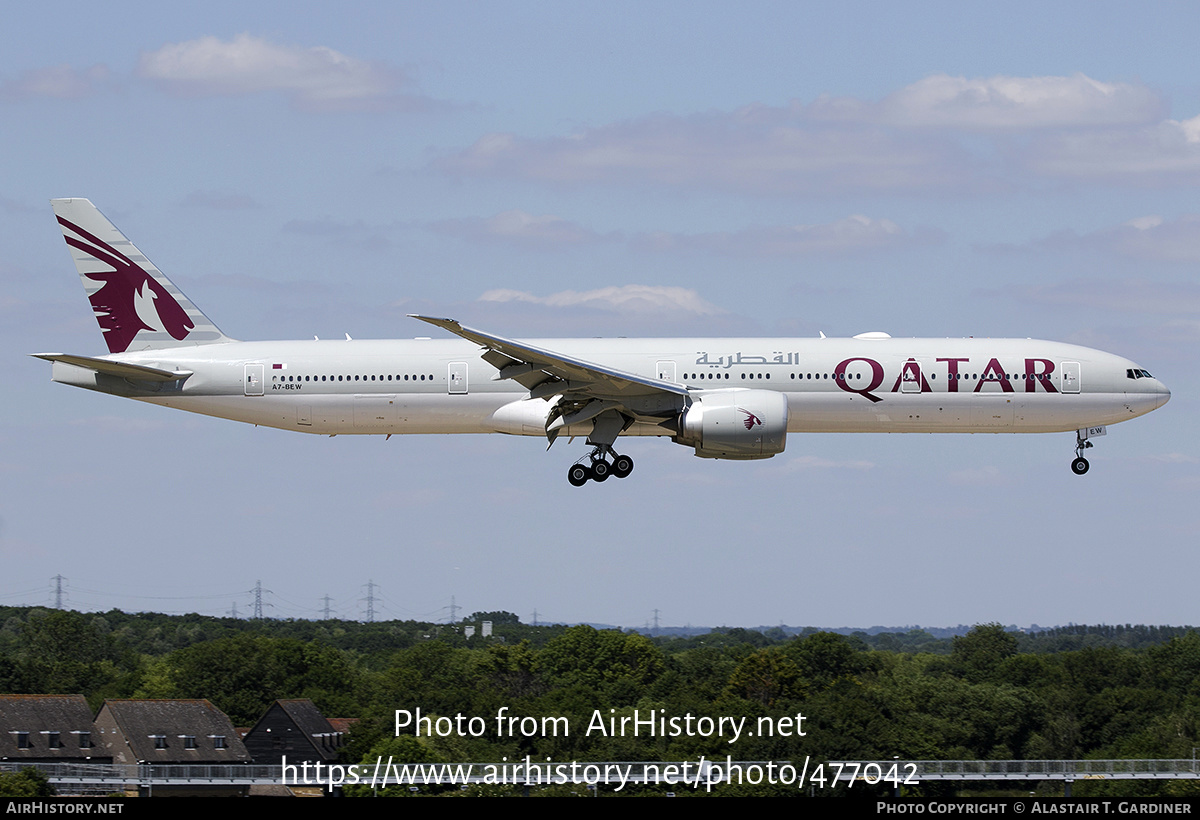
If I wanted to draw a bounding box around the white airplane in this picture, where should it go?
[36,198,1170,486]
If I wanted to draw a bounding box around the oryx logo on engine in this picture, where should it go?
[738,408,763,430]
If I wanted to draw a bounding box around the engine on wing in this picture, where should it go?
[676,389,788,460]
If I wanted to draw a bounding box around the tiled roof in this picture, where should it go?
[0,694,101,760]
[96,699,250,763]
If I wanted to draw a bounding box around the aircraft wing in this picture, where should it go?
[410,316,687,399]
[410,316,687,444]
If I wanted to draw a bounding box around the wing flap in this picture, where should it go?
[480,349,554,390]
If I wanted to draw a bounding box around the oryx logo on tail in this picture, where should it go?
[50,198,231,353]
[58,215,194,353]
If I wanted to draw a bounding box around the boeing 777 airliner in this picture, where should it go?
[36,199,1170,486]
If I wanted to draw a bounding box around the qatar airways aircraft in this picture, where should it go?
[36,199,1170,486]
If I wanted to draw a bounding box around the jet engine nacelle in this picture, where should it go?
[677,389,788,460]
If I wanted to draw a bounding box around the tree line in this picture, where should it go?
[1,606,1197,797]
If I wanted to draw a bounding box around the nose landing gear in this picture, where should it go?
[567,445,635,486]
[1071,429,1093,475]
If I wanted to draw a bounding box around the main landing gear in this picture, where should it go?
[1071,430,1093,475]
[567,445,634,486]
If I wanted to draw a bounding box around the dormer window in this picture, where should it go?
[211,735,227,749]
[151,734,167,749]
[15,732,30,749]
[181,735,197,750]
[46,731,61,749]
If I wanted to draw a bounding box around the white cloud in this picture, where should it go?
[1025,118,1200,182]
[478,285,723,316]
[0,64,110,100]
[430,210,602,247]
[137,34,417,112]
[438,73,1188,192]
[439,113,971,194]
[1124,215,1164,231]
[432,210,926,256]
[1105,214,1200,262]
[1179,113,1200,143]
[1029,214,1200,263]
[643,214,933,257]
[873,73,1163,130]
[1001,278,1200,316]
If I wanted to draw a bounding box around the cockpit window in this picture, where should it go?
[1127,368,1155,380]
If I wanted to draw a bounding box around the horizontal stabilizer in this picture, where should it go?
[31,353,192,382]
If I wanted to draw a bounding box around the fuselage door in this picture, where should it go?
[1061,361,1081,394]
[900,360,922,394]
[244,363,264,396]
[448,362,468,394]
[657,360,677,383]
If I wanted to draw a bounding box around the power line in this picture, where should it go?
[51,575,67,610]
[362,580,378,623]
[251,580,273,620]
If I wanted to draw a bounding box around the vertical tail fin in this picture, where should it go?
[51,198,232,353]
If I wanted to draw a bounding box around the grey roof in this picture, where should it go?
[275,700,336,739]
[243,699,341,763]
[96,699,250,764]
[0,694,104,761]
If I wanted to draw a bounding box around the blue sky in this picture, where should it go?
[1,2,1197,628]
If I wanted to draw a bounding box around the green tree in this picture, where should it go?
[787,631,867,690]
[343,735,445,797]
[725,648,804,707]
[473,641,544,699]
[951,623,1018,682]
[536,626,664,699]
[146,634,362,724]
[0,768,55,797]
[16,609,135,699]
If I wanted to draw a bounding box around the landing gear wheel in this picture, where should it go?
[611,454,634,478]
[568,464,589,486]
[1071,457,1090,475]
[591,459,611,482]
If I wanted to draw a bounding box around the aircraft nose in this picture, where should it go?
[1157,381,1171,409]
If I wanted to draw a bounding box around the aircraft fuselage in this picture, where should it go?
[51,335,1169,438]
